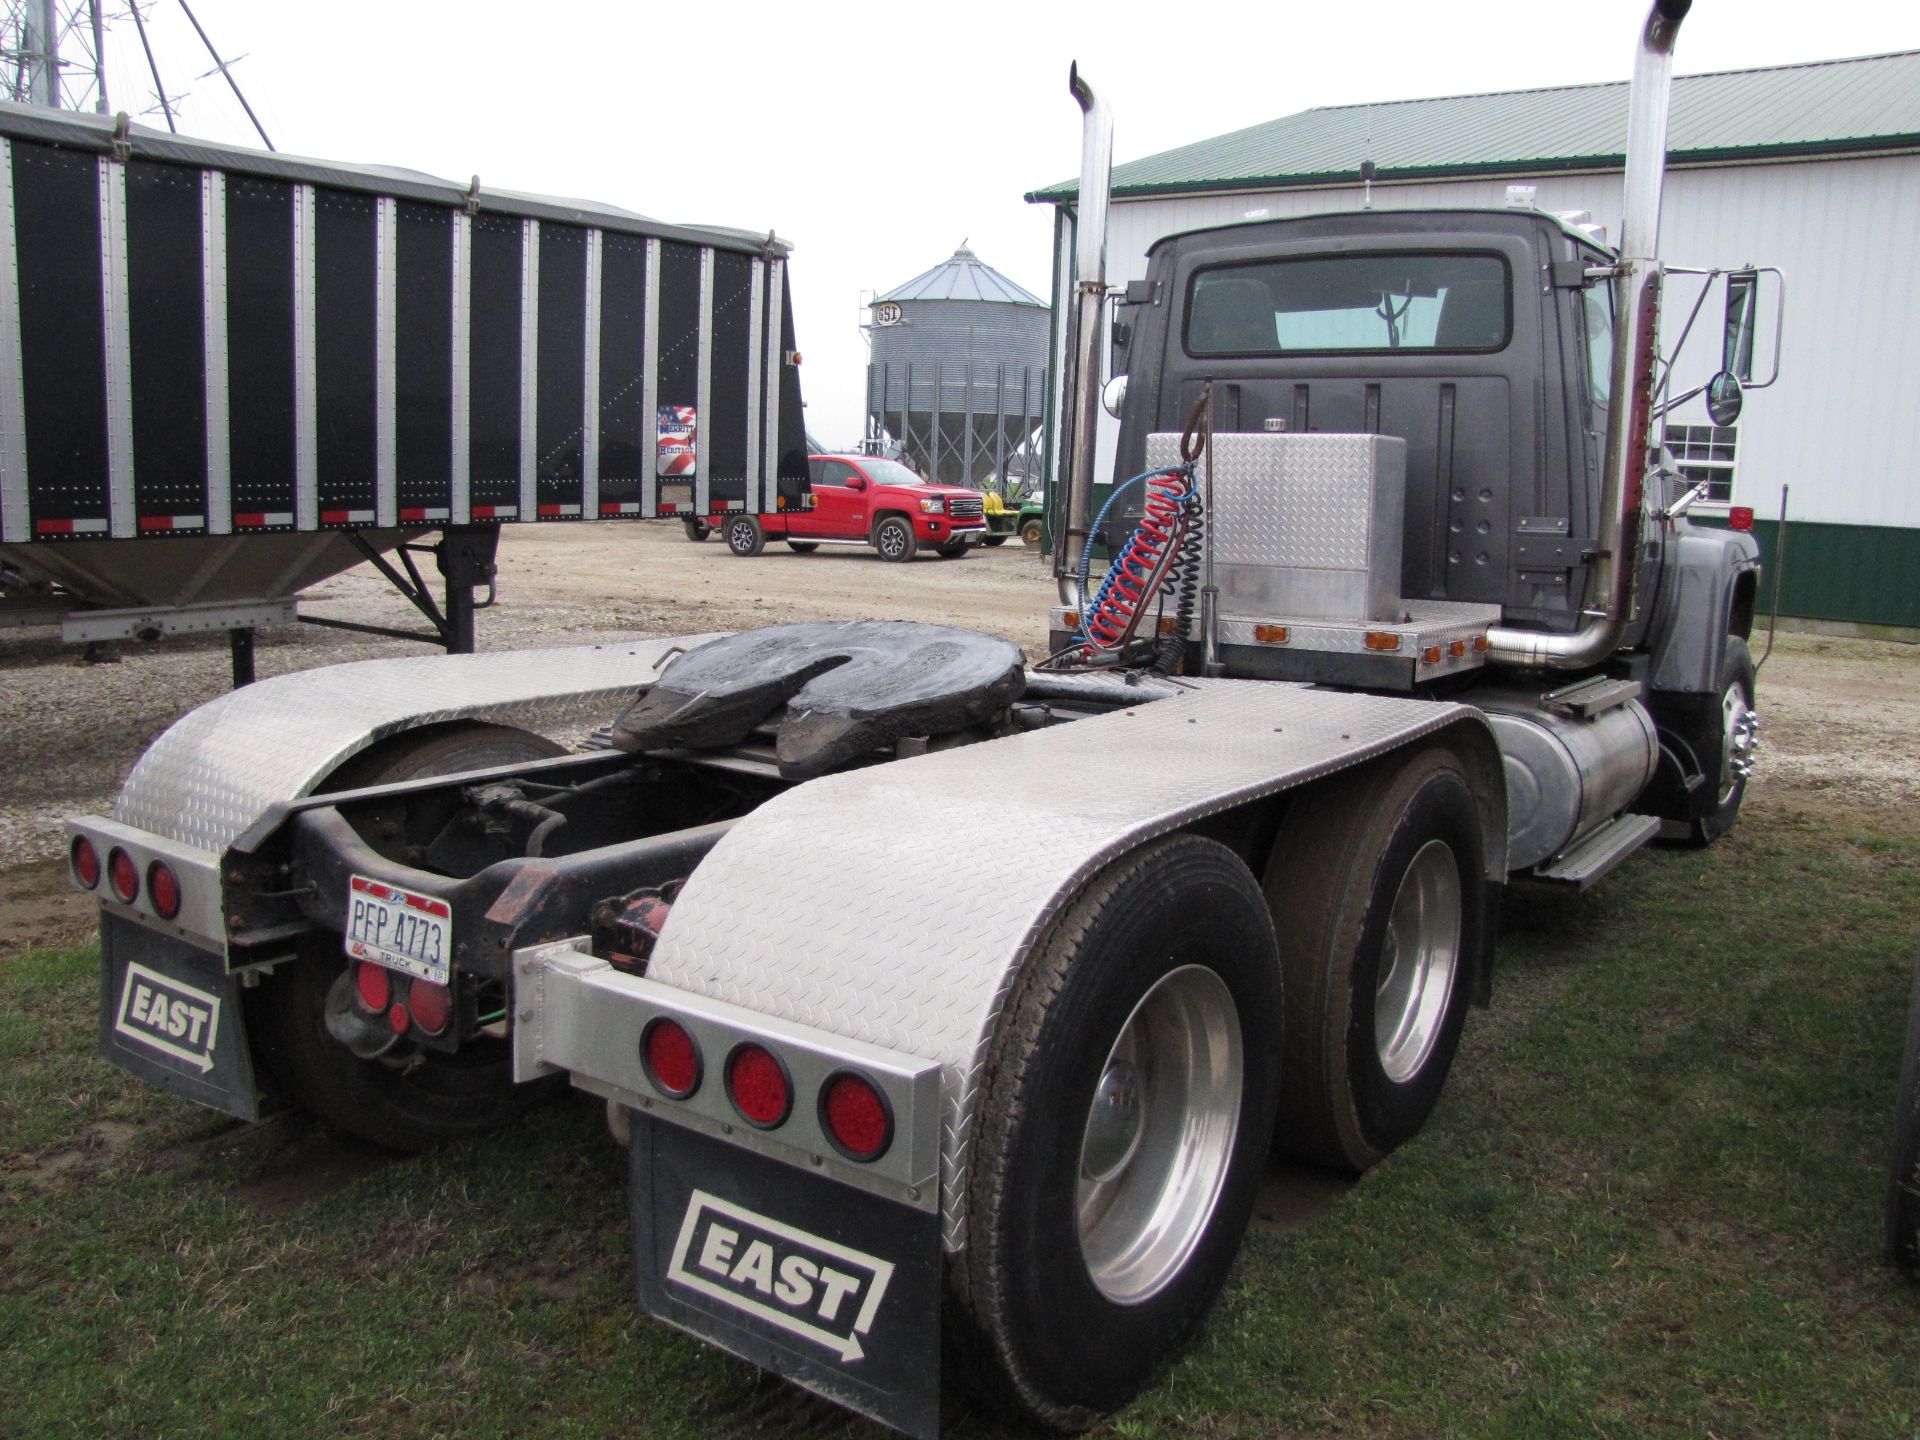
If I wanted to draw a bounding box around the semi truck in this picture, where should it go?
[0,103,807,682]
[70,1,1775,1432]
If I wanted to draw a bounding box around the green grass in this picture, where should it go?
[4,794,1919,1438]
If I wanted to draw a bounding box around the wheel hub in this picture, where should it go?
[1374,838,1462,1084]
[1721,691,1759,801]
[1075,965,1243,1306]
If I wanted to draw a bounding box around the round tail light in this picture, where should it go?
[107,847,139,904]
[354,961,391,1013]
[726,1043,792,1129]
[408,979,452,1036]
[387,1002,412,1036]
[147,860,182,920]
[820,1071,893,1163]
[642,1018,702,1099]
[71,836,101,890]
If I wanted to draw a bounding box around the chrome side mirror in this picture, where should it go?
[1101,374,1129,419]
[1705,371,1744,426]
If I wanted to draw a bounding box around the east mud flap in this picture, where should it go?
[629,1112,942,1438]
[99,912,258,1122]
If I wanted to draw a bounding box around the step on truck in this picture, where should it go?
[73,2,1776,1433]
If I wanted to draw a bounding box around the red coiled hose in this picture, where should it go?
[1082,467,1188,652]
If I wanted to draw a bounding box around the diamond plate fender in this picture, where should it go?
[645,678,1505,1252]
[110,637,720,853]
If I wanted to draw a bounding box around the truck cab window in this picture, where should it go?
[1185,252,1510,356]
[1583,284,1614,413]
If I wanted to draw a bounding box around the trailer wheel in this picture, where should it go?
[955,835,1282,1428]
[1681,636,1758,846]
[1888,942,1920,1278]
[724,515,765,557]
[1019,517,1044,548]
[682,518,711,542]
[784,540,819,554]
[873,515,917,562]
[249,722,566,1150]
[1263,744,1486,1174]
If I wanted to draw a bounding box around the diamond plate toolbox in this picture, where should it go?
[1147,430,1406,622]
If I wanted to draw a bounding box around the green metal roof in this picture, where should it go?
[1027,49,1920,203]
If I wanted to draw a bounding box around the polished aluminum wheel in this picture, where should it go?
[1375,838,1463,1084]
[1718,685,1759,805]
[1076,964,1243,1306]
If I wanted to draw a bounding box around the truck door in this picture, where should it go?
[790,459,868,538]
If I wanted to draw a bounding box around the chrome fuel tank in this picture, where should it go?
[1478,685,1658,871]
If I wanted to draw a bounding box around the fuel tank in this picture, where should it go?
[1477,684,1658,871]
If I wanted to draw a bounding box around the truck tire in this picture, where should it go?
[1681,635,1758,846]
[1889,942,1920,1279]
[935,542,970,559]
[249,723,566,1150]
[724,515,765,557]
[1263,744,1486,1174]
[682,518,712,542]
[983,534,1009,547]
[954,835,1283,1428]
[1020,517,1044,548]
[784,540,819,553]
[873,515,916,562]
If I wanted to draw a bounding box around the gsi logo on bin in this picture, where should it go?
[114,961,220,1073]
[667,1191,894,1363]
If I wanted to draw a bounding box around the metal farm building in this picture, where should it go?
[864,246,1047,491]
[1031,50,1920,632]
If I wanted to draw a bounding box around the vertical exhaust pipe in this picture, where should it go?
[1487,0,1690,668]
[1055,62,1113,605]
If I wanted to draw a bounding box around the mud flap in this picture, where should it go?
[629,1112,942,1438]
[98,912,258,1121]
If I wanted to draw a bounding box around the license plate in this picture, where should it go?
[345,876,451,983]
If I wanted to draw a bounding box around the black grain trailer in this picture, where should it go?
[0,103,808,681]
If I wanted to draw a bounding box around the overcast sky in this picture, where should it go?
[74,0,1920,447]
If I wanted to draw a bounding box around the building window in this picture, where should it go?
[1664,423,1737,505]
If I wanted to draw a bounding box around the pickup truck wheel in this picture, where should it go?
[1889,942,1920,1278]
[724,515,765,557]
[935,542,970,559]
[954,835,1282,1427]
[1681,636,1758,846]
[681,518,711,542]
[1019,518,1044,548]
[873,515,916,562]
[248,723,566,1150]
[1263,744,1485,1174]
[784,540,819,553]
[983,534,1009,547]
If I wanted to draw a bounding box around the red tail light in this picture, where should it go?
[387,1003,411,1035]
[147,861,182,920]
[354,961,391,1012]
[726,1043,792,1128]
[107,847,139,903]
[820,1071,893,1162]
[1728,506,1754,532]
[408,980,452,1036]
[71,836,100,890]
[642,1018,702,1099]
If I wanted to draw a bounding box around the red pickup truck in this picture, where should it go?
[695,454,989,561]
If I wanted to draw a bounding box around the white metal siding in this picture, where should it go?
[1083,153,1920,531]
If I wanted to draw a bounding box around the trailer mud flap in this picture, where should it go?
[629,1113,941,1438]
[98,913,258,1122]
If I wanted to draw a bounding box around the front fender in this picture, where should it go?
[1647,521,1761,696]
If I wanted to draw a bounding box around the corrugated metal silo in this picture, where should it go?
[864,246,1048,492]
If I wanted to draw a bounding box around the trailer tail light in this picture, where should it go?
[642,1017,702,1099]
[71,836,101,890]
[1728,506,1754,531]
[408,980,452,1036]
[147,860,182,920]
[354,961,391,1013]
[820,1071,893,1162]
[726,1043,793,1129]
[107,847,139,903]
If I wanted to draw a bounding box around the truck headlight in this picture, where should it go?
[918,497,944,514]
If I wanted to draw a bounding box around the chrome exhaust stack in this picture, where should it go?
[1487,0,1690,669]
[1055,62,1114,608]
